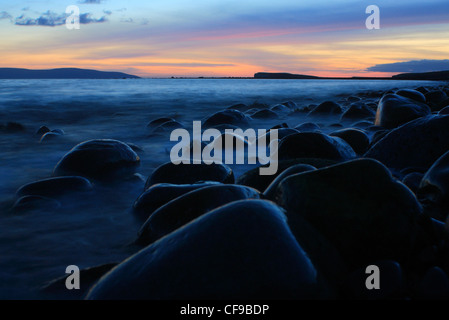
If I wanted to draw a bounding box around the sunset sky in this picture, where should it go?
[1,0,449,77]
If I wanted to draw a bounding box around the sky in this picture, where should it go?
[0,0,448,77]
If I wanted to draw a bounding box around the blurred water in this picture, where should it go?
[0,78,443,299]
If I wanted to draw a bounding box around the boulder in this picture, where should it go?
[396,89,426,103]
[147,117,175,128]
[277,132,356,161]
[53,139,140,180]
[16,176,92,199]
[203,109,251,128]
[87,200,322,300]
[330,128,370,155]
[365,115,449,170]
[375,94,431,129]
[308,101,342,116]
[272,159,421,267]
[236,158,336,192]
[264,164,316,199]
[250,109,278,119]
[133,182,220,221]
[341,102,376,121]
[137,184,260,245]
[295,122,321,132]
[145,162,234,189]
[419,150,449,210]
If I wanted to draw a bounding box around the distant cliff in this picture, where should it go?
[392,70,449,80]
[255,71,449,81]
[0,68,140,79]
[254,72,319,79]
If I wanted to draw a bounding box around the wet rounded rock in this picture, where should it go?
[402,172,424,195]
[12,195,61,213]
[295,122,321,132]
[425,90,448,111]
[53,139,140,180]
[365,115,449,170]
[272,159,421,267]
[87,200,321,300]
[330,128,370,155]
[39,132,62,143]
[277,132,356,161]
[133,182,221,221]
[396,89,426,103]
[251,109,278,119]
[439,106,449,115]
[419,150,449,210]
[236,158,336,192]
[308,101,342,116]
[341,102,376,121]
[417,267,449,299]
[264,164,316,199]
[375,94,431,129]
[16,176,92,199]
[145,162,234,189]
[147,117,176,128]
[36,125,50,135]
[271,104,291,115]
[203,109,251,128]
[137,184,260,245]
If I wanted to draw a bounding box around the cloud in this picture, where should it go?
[366,60,449,73]
[0,11,12,21]
[79,0,104,4]
[14,10,108,27]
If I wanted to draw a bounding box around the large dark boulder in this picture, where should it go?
[365,115,449,170]
[330,128,370,155]
[53,139,140,180]
[236,158,336,192]
[133,182,220,221]
[308,101,342,116]
[396,89,426,103]
[277,132,356,161]
[16,176,92,199]
[374,94,431,129]
[341,102,376,121]
[87,200,322,300]
[145,162,234,189]
[419,150,449,212]
[203,109,251,128]
[272,159,421,267]
[137,184,260,245]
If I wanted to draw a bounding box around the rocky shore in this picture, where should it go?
[6,82,449,299]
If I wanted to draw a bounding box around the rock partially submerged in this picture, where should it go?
[203,109,251,128]
[308,101,342,116]
[54,139,140,181]
[16,176,92,199]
